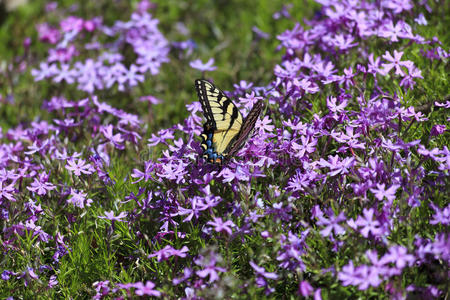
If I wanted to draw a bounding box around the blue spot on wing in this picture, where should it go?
[200,126,224,164]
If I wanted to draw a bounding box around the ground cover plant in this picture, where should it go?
[0,0,449,298]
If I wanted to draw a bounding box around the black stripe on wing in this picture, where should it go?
[227,101,264,157]
[195,79,241,131]
[195,79,216,128]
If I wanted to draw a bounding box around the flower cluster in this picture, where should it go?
[0,0,448,299]
[32,5,169,93]
[128,0,448,298]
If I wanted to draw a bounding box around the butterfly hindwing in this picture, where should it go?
[195,79,262,163]
[227,100,264,157]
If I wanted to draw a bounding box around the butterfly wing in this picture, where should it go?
[227,100,264,157]
[195,79,263,163]
[195,79,243,158]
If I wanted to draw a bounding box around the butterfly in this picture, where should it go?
[195,79,263,164]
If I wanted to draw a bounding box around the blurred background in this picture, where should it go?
[0,0,315,133]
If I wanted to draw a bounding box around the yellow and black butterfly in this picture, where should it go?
[195,79,263,164]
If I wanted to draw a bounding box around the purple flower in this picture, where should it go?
[93,280,111,299]
[252,26,270,39]
[273,3,292,19]
[329,34,358,50]
[156,160,188,184]
[314,288,322,300]
[370,183,399,203]
[131,161,155,183]
[25,199,43,216]
[45,2,57,12]
[318,155,354,176]
[22,219,51,242]
[195,255,226,283]
[48,275,58,288]
[98,211,128,222]
[36,23,60,44]
[233,80,254,91]
[379,21,409,42]
[2,270,13,280]
[380,246,415,269]
[55,149,82,161]
[83,19,97,32]
[118,64,144,89]
[381,50,410,76]
[337,67,356,88]
[338,261,382,290]
[355,265,382,290]
[53,64,77,83]
[429,203,450,225]
[239,92,263,110]
[255,116,275,133]
[26,172,56,196]
[327,96,348,114]
[24,139,50,155]
[382,0,413,14]
[31,62,59,81]
[65,158,94,176]
[250,260,278,294]
[293,78,319,94]
[250,261,278,280]
[173,267,193,285]
[338,261,359,286]
[134,281,161,297]
[174,198,205,222]
[414,13,428,25]
[139,95,161,104]
[287,169,318,192]
[417,144,441,160]
[299,280,313,297]
[399,66,423,89]
[430,124,446,136]
[148,245,189,261]
[218,167,245,183]
[291,135,317,158]
[67,189,93,209]
[137,0,154,12]
[27,267,39,280]
[367,53,382,75]
[74,59,103,93]
[101,125,124,150]
[207,217,235,236]
[189,58,217,72]
[147,129,175,147]
[48,45,78,63]
[0,179,16,202]
[316,211,346,237]
[354,208,382,238]
[60,16,84,33]
[276,230,308,271]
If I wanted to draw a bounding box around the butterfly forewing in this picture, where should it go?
[195,80,216,127]
[195,80,243,128]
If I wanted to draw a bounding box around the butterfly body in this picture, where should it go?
[195,79,263,164]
